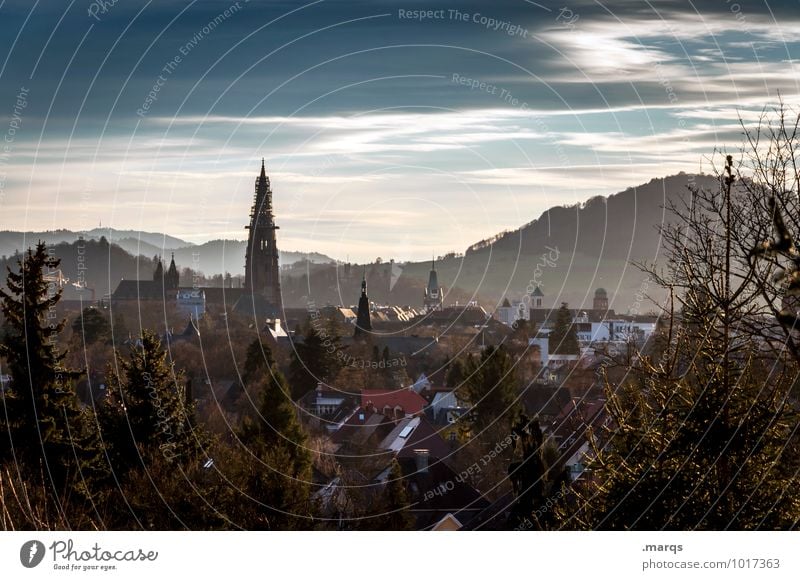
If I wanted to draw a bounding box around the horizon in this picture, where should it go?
[0,169,708,265]
[1,1,797,261]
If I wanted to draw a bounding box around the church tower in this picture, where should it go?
[593,288,608,312]
[354,269,372,337]
[242,159,282,317]
[165,253,179,290]
[423,258,443,312]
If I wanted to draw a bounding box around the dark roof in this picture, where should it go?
[232,292,281,318]
[112,280,245,305]
[331,407,392,447]
[397,456,490,530]
[531,286,544,297]
[112,279,165,301]
[394,416,452,461]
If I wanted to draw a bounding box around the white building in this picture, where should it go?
[573,312,655,344]
[496,298,529,326]
[176,289,206,319]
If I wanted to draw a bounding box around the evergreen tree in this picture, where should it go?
[100,330,200,473]
[0,242,104,500]
[71,307,111,345]
[462,345,520,435]
[369,460,415,530]
[235,365,313,528]
[549,302,579,354]
[242,337,274,386]
[288,320,339,399]
[507,415,569,530]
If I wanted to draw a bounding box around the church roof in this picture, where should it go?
[232,292,281,319]
[531,286,544,297]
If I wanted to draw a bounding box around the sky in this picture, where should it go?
[0,0,798,261]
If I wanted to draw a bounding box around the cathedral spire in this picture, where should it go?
[241,159,282,318]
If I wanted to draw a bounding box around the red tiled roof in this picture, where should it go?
[361,388,427,416]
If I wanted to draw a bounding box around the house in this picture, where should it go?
[331,407,393,449]
[428,390,467,426]
[431,512,463,530]
[176,289,206,319]
[377,416,452,460]
[361,387,428,419]
[411,372,431,394]
[299,384,357,430]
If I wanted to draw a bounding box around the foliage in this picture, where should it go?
[461,345,520,435]
[0,242,105,500]
[549,302,579,355]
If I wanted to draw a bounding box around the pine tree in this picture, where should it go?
[242,338,274,386]
[100,330,200,473]
[549,302,579,354]
[0,242,104,500]
[288,320,339,399]
[235,365,313,528]
[462,345,520,435]
[71,307,111,345]
[369,460,415,530]
[507,415,569,530]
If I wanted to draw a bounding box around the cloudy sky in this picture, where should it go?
[0,0,798,261]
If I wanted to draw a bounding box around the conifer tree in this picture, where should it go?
[462,345,520,435]
[549,302,579,354]
[100,330,200,473]
[289,319,339,399]
[234,364,313,528]
[368,460,415,530]
[0,242,104,500]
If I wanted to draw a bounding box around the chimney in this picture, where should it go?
[414,449,430,473]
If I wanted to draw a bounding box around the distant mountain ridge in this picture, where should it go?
[0,229,335,273]
[0,173,717,310]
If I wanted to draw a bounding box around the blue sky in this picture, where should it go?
[0,0,798,261]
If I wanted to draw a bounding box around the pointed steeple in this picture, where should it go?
[424,256,443,312]
[165,252,179,290]
[240,159,282,318]
[354,267,372,337]
[153,256,164,282]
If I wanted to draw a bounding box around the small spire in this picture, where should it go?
[361,266,367,294]
[260,158,266,179]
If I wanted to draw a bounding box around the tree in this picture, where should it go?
[242,337,274,386]
[0,242,104,501]
[549,302,579,354]
[507,415,569,530]
[288,319,340,399]
[368,460,415,530]
[71,307,111,345]
[558,140,800,530]
[100,330,201,474]
[461,345,520,435]
[235,365,313,529]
